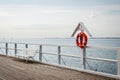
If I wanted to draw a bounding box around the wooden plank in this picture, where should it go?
[0,55,118,80]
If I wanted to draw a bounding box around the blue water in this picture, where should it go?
[0,38,120,75]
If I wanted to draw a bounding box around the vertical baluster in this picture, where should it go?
[81,47,86,69]
[39,45,42,61]
[6,43,8,55]
[118,50,120,76]
[25,44,28,48]
[15,43,17,55]
[58,46,61,65]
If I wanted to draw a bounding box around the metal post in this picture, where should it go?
[15,43,17,55]
[25,44,28,48]
[81,48,86,69]
[118,50,120,76]
[5,43,8,55]
[58,46,61,65]
[39,45,42,61]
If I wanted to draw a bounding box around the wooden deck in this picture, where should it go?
[0,55,117,80]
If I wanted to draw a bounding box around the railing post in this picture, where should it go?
[14,43,17,55]
[81,47,86,69]
[39,45,42,61]
[58,46,61,65]
[5,43,8,55]
[118,50,120,76]
[25,44,28,48]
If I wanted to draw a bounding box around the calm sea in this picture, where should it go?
[0,38,120,75]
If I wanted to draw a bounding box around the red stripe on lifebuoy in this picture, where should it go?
[76,32,88,48]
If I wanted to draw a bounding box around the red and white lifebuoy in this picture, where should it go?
[76,32,88,48]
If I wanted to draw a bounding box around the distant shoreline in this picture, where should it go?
[51,37,120,39]
[0,37,120,39]
[44,37,120,39]
[90,37,120,39]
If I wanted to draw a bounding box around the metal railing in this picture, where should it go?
[0,42,120,79]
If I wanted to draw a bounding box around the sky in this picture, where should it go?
[0,0,120,38]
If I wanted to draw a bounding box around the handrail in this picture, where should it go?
[87,45,120,50]
[0,41,120,50]
[86,57,117,62]
[0,42,120,79]
[0,42,76,47]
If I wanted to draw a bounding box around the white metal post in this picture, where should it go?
[81,48,86,69]
[58,46,61,65]
[14,43,17,55]
[118,50,120,76]
[6,43,8,55]
[25,44,28,48]
[39,45,42,62]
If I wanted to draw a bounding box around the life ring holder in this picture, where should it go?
[76,32,88,48]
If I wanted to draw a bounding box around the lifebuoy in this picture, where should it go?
[76,32,88,48]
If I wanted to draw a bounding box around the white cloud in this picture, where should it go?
[95,5,120,11]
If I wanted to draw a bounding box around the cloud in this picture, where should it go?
[0,4,71,17]
[0,4,120,38]
[91,5,120,15]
